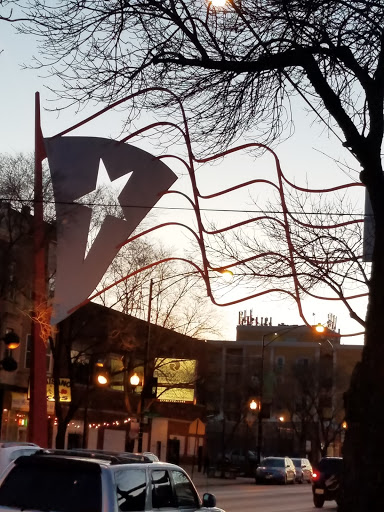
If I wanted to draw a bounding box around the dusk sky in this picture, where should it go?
[1,18,366,343]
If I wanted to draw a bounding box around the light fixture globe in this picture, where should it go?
[95,370,109,386]
[314,323,325,334]
[130,373,140,387]
[2,332,20,350]
[249,399,258,411]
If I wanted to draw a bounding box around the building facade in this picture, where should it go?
[201,320,362,467]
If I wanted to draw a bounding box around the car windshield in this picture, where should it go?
[291,459,302,468]
[0,460,102,512]
[8,447,40,463]
[263,458,284,467]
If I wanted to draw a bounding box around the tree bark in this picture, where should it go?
[55,420,68,449]
[341,157,384,511]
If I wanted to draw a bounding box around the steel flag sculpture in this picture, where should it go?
[44,136,177,324]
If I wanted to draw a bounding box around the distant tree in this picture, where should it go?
[277,357,346,460]
[207,187,367,329]
[97,243,222,339]
[0,153,54,329]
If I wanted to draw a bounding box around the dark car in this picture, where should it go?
[291,457,313,483]
[312,456,343,508]
[255,456,296,484]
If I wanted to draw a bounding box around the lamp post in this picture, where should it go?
[277,416,285,455]
[82,361,109,449]
[256,323,325,464]
[135,279,154,453]
[134,269,231,453]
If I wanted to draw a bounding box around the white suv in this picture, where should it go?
[0,442,40,475]
[0,449,225,512]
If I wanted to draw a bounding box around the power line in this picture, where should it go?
[0,198,364,217]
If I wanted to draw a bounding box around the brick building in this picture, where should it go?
[200,320,362,467]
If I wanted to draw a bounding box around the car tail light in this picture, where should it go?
[312,471,319,480]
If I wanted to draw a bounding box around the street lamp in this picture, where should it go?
[136,269,232,453]
[315,323,326,334]
[249,399,258,411]
[82,361,109,448]
[135,279,154,453]
[277,416,285,455]
[130,373,140,388]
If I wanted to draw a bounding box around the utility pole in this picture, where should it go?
[138,278,153,452]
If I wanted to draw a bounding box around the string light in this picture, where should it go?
[88,417,132,429]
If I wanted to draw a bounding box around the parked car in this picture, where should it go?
[0,449,225,512]
[312,456,343,508]
[291,457,313,483]
[255,456,296,484]
[217,450,258,476]
[0,442,40,475]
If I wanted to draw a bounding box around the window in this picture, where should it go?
[275,356,285,372]
[0,461,102,512]
[264,457,285,468]
[115,469,146,512]
[171,470,198,508]
[25,334,52,372]
[296,357,309,368]
[151,470,175,509]
[8,447,39,463]
[110,355,124,391]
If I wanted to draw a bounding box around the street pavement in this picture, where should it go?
[182,465,254,489]
[192,481,337,512]
[183,467,339,512]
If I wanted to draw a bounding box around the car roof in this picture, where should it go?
[316,457,343,469]
[0,442,39,449]
[12,450,184,474]
[29,449,154,465]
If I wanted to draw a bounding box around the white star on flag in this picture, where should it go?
[75,158,132,257]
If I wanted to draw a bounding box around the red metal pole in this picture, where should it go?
[29,92,48,447]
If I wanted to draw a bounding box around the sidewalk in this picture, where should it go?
[181,464,254,490]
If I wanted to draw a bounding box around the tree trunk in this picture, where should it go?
[340,159,384,512]
[55,420,68,449]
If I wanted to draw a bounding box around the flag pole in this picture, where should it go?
[29,91,48,447]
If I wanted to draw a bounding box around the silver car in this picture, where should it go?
[0,442,40,476]
[255,456,296,484]
[0,449,224,512]
[291,457,313,483]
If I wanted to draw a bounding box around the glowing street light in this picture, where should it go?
[220,269,234,282]
[96,373,109,386]
[130,373,140,388]
[250,399,258,411]
[314,323,325,334]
